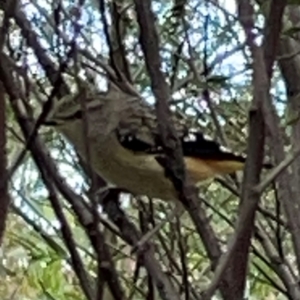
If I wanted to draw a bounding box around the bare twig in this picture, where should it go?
[101,189,181,300]
[252,0,300,276]
[133,1,240,299]
[0,0,18,247]
[6,0,86,182]
[98,0,123,82]
[203,0,286,298]
[131,205,184,253]
[0,57,96,300]
[0,83,8,245]
[254,146,300,194]
[256,224,300,299]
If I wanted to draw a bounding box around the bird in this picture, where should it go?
[43,87,263,202]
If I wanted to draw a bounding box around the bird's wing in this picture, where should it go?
[115,99,246,163]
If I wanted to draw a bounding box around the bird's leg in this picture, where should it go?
[131,202,185,253]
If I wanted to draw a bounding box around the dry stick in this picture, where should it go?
[262,9,300,272]
[0,0,18,246]
[255,224,300,298]
[0,66,96,300]
[203,0,287,298]
[133,1,190,300]
[0,59,127,300]
[253,147,300,194]
[202,111,265,300]
[101,192,182,300]
[199,190,293,298]
[0,84,8,246]
[4,0,88,180]
[134,1,245,299]
[131,205,185,254]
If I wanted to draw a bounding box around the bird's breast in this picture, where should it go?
[60,126,177,200]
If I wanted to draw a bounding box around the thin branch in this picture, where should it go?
[0,83,8,246]
[109,1,132,82]
[0,0,17,247]
[101,189,181,300]
[11,5,69,96]
[256,224,300,299]
[254,146,300,194]
[203,0,286,298]
[133,1,238,299]
[0,58,95,300]
[98,0,123,82]
[6,0,86,183]
[259,1,300,272]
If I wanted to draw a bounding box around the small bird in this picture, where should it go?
[44,89,261,201]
